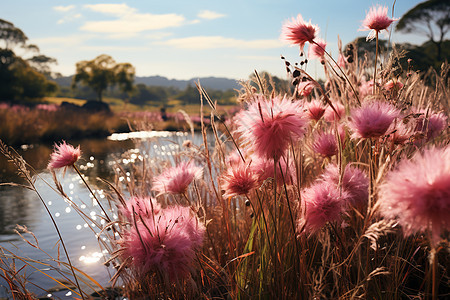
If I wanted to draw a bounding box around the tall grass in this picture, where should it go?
[1,10,449,300]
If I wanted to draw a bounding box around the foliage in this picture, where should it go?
[0,19,58,101]
[72,54,135,102]
[396,0,450,60]
[0,18,27,49]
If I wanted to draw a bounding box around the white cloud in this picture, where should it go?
[32,34,93,48]
[143,32,174,40]
[81,4,185,34]
[156,36,281,50]
[197,10,226,20]
[83,3,136,16]
[57,13,82,24]
[53,5,75,12]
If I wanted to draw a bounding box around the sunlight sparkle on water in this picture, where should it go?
[79,251,105,264]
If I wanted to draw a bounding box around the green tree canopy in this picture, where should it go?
[396,0,450,60]
[0,18,28,49]
[72,54,135,102]
[0,19,57,101]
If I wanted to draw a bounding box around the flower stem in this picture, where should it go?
[73,165,112,223]
[373,31,379,95]
[312,41,361,105]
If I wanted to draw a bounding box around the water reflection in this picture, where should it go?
[0,131,212,298]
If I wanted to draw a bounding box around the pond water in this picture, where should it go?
[0,131,213,299]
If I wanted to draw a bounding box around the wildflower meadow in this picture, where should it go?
[1,4,449,300]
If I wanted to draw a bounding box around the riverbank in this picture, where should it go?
[0,99,233,147]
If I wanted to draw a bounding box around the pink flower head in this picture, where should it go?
[306,99,326,121]
[221,162,258,198]
[48,141,81,170]
[119,205,205,280]
[236,94,308,161]
[414,109,448,140]
[312,131,338,158]
[152,161,203,195]
[297,81,315,97]
[348,101,400,139]
[378,145,450,244]
[120,196,161,221]
[308,39,327,61]
[312,126,345,158]
[383,79,403,92]
[281,14,319,51]
[361,5,396,41]
[324,102,346,122]
[299,181,345,233]
[321,163,369,208]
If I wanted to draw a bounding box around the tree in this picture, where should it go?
[396,0,450,60]
[0,18,27,49]
[72,54,135,102]
[0,19,57,101]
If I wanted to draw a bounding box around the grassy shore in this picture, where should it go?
[0,97,237,146]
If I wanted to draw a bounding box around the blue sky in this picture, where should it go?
[3,0,425,80]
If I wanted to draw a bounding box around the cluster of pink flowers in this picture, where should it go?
[320,164,369,209]
[36,104,59,112]
[298,163,369,233]
[119,204,205,280]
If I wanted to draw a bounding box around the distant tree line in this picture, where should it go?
[57,80,238,106]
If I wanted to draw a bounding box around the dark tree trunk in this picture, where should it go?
[97,90,103,102]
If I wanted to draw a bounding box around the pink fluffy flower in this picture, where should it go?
[361,5,396,41]
[221,162,258,198]
[308,39,327,61]
[312,126,345,158]
[348,101,400,139]
[236,94,308,161]
[378,145,450,244]
[312,131,338,158]
[48,141,81,170]
[324,102,346,122]
[383,79,403,92]
[306,99,326,121]
[119,205,205,280]
[120,196,161,221]
[152,161,203,195]
[299,181,345,233]
[321,163,369,208]
[297,81,315,97]
[414,109,448,140]
[281,14,319,51]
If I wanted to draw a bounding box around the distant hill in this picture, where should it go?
[54,75,241,91]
